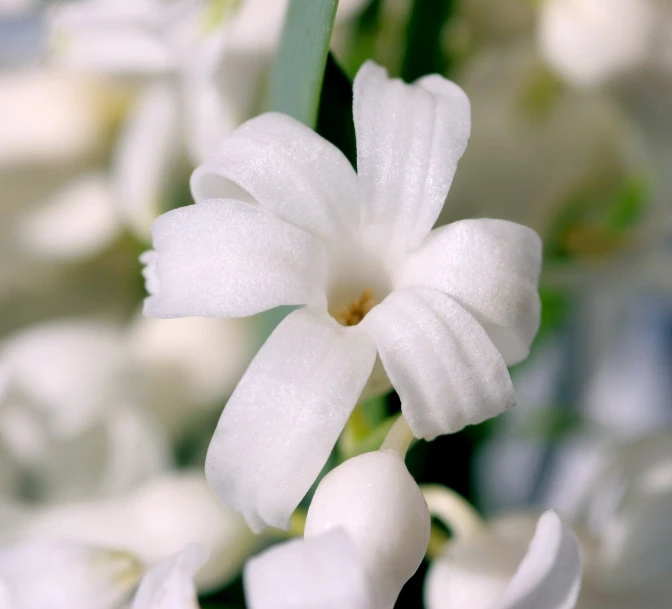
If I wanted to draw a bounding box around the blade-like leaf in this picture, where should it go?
[266,0,339,128]
[317,53,357,168]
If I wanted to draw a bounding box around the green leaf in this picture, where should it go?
[402,0,456,82]
[265,0,339,127]
[316,53,357,168]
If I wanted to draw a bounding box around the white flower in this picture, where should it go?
[0,315,255,500]
[0,70,123,280]
[0,540,141,609]
[2,471,259,592]
[0,320,169,501]
[439,42,635,241]
[245,447,430,609]
[538,0,660,87]
[131,544,208,609]
[478,431,672,607]
[50,0,367,237]
[425,510,582,609]
[143,60,542,531]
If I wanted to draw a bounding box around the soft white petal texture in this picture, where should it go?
[397,218,542,365]
[244,529,372,609]
[362,286,516,439]
[205,309,377,532]
[50,0,174,73]
[0,540,141,609]
[1,472,257,592]
[424,513,538,609]
[190,113,361,243]
[495,511,582,609]
[127,314,257,436]
[0,321,127,437]
[0,70,110,167]
[114,81,183,238]
[304,451,430,609]
[425,511,581,609]
[353,61,471,252]
[16,172,119,259]
[538,0,655,86]
[143,199,328,318]
[132,544,208,609]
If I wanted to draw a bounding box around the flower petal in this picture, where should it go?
[143,199,328,318]
[3,472,256,592]
[244,529,372,609]
[494,511,582,609]
[114,82,184,239]
[397,218,542,365]
[190,113,360,244]
[305,451,430,609]
[16,172,119,260]
[205,309,377,532]
[132,544,208,609]
[361,286,516,440]
[0,540,141,609]
[50,1,174,73]
[353,61,471,253]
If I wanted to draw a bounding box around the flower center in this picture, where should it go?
[333,288,376,327]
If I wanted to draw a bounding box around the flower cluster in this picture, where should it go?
[1,0,672,608]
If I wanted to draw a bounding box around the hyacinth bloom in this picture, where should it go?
[143,60,543,531]
[538,0,661,87]
[425,510,582,609]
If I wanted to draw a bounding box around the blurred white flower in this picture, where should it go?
[0,69,113,168]
[0,69,124,290]
[441,43,637,240]
[538,0,672,87]
[425,508,582,609]
[245,446,430,609]
[15,172,120,261]
[2,471,258,592]
[0,320,169,501]
[143,60,542,531]
[554,434,672,607]
[0,540,141,609]
[131,544,208,609]
[477,428,672,607]
[0,314,256,500]
[50,0,366,237]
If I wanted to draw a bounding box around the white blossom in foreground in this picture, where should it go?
[245,432,430,609]
[425,506,582,609]
[0,540,141,609]
[143,60,543,532]
[537,0,669,87]
[1,471,258,592]
[131,544,208,609]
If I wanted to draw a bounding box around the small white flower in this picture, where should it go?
[425,510,582,609]
[245,447,430,609]
[2,472,258,592]
[131,544,208,609]
[0,540,141,609]
[538,0,659,87]
[143,60,542,531]
[0,315,255,500]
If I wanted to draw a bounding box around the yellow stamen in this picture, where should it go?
[334,288,376,326]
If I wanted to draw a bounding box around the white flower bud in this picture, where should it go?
[304,450,430,608]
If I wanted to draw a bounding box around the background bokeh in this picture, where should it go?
[1,1,671,607]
